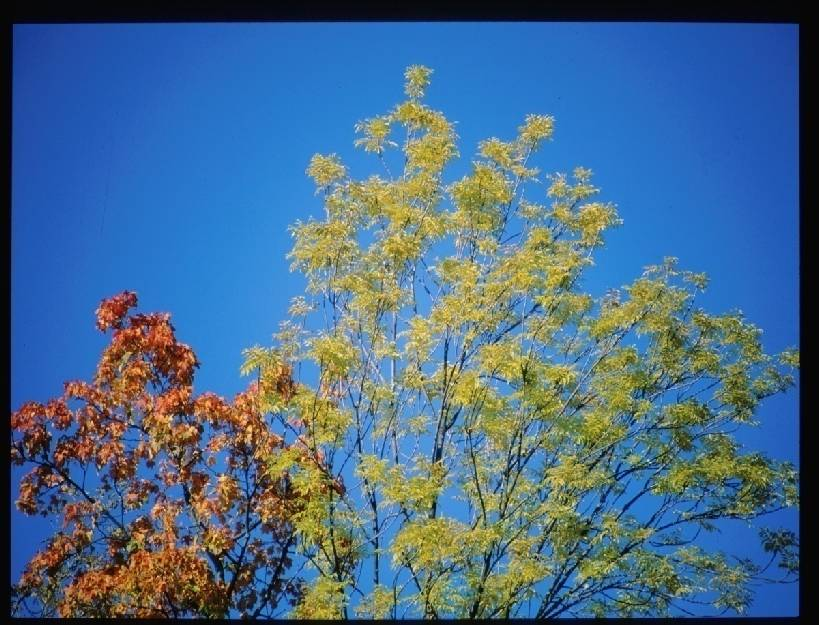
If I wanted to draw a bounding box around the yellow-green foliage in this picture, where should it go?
[247,66,798,619]
[391,517,469,569]
[307,153,346,189]
[309,333,358,379]
[292,576,347,619]
[354,585,394,619]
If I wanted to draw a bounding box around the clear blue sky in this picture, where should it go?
[11,23,799,616]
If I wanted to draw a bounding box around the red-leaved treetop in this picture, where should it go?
[11,292,328,618]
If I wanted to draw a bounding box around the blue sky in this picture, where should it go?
[11,23,799,616]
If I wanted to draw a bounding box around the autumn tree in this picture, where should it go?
[11,292,320,618]
[251,65,799,618]
[12,66,798,618]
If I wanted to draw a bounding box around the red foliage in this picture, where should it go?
[11,292,314,618]
[94,290,137,331]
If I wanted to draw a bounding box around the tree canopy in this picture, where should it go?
[11,65,798,618]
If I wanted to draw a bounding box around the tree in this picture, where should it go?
[11,292,316,617]
[12,66,798,618]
